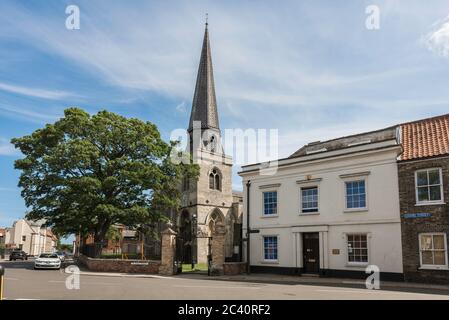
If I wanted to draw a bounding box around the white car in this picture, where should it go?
[34,253,62,270]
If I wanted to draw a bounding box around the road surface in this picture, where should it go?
[1,261,449,300]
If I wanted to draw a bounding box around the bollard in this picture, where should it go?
[0,265,4,300]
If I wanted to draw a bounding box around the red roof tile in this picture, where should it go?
[400,114,449,161]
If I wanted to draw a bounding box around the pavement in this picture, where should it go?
[1,260,449,300]
[72,267,449,295]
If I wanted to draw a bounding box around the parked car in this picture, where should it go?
[62,254,75,266]
[9,250,28,261]
[34,253,61,270]
[55,251,66,262]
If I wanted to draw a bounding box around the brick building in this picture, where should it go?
[398,114,449,283]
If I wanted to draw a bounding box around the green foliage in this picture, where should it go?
[12,108,199,242]
[58,243,73,252]
[105,226,122,242]
[181,263,208,272]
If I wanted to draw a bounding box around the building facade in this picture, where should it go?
[239,127,404,280]
[5,219,57,256]
[398,114,449,283]
[177,23,243,264]
[0,228,6,258]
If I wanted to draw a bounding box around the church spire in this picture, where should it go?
[188,19,220,132]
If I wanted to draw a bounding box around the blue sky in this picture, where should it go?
[1,0,449,232]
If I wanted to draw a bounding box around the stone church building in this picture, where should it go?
[176,23,243,264]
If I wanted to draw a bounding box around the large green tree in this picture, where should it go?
[12,108,198,243]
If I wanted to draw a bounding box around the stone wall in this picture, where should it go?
[78,255,160,274]
[159,228,177,275]
[398,157,449,283]
[210,222,226,275]
[223,262,246,275]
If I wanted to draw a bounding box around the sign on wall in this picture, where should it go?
[403,213,432,219]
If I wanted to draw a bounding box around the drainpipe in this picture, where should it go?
[246,180,251,274]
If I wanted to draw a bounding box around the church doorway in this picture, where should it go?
[176,210,192,266]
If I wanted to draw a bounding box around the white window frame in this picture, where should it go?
[262,190,279,217]
[415,168,445,206]
[343,178,368,212]
[345,233,370,267]
[300,185,320,215]
[418,232,448,270]
[262,235,279,263]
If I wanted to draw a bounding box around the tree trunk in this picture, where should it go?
[93,224,110,258]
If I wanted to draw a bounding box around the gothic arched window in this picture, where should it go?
[209,169,221,191]
[215,174,220,190]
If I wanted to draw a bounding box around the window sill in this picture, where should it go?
[415,202,446,207]
[346,262,369,268]
[419,266,449,271]
[299,212,320,216]
[261,260,279,264]
[344,208,368,213]
[261,215,279,218]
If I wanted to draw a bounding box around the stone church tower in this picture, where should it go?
[177,22,243,264]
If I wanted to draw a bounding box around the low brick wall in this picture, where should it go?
[78,255,160,274]
[223,262,247,275]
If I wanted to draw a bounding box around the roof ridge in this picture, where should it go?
[399,113,449,127]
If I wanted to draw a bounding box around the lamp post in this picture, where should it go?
[191,213,197,269]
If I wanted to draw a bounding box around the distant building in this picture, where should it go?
[0,228,6,257]
[398,114,449,283]
[75,224,146,258]
[0,228,5,244]
[5,219,57,255]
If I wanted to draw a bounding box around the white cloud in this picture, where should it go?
[423,15,449,57]
[0,104,61,124]
[0,1,433,110]
[0,138,19,156]
[0,82,74,100]
[0,187,18,192]
[176,101,187,113]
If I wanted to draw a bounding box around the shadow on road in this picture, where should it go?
[0,260,35,270]
[174,272,449,297]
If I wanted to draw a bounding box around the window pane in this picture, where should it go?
[417,171,428,186]
[428,169,440,185]
[346,181,366,209]
[434,251,446,265]
[301,187,318,213]
[421,251,433,265]
[263,192,277,215]
[215,174,220,190]
[264,236,278,260]
[429,186,442,201]
[347,234,368,263]
[417,187,429,202]
[433,235,445,250]
[421,235,433,250]
[209,174,214,189]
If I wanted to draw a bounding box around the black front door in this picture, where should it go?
[303,233,320,274]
